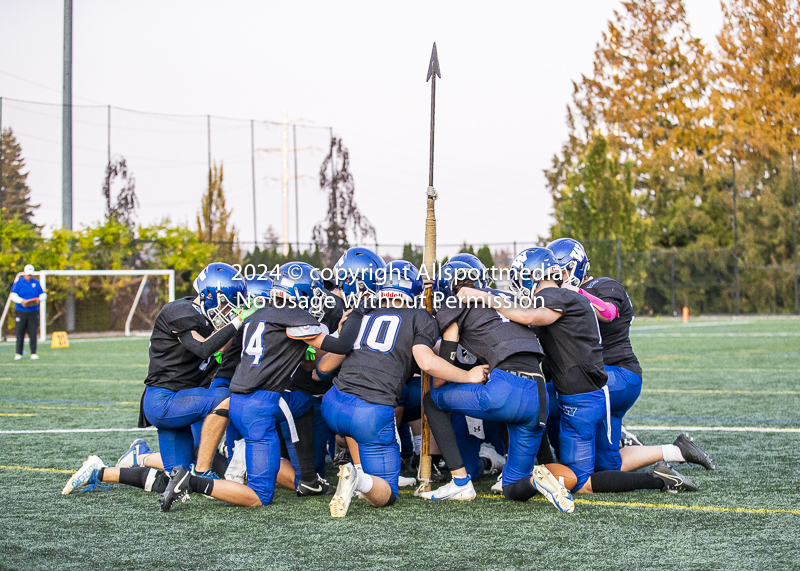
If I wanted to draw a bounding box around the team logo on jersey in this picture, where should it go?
[562,406,578,417]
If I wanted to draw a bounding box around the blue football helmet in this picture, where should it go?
[547,238,591,287]
[449,253,490,285]
[377,260,423,304]
[435,260,487,299]
[245,275,273,306]
[509,248,562,301]
[333,247,386,308]
[193,263,247,330]
[271,261,327,320]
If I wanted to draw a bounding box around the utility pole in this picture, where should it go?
[329,127,338,261]
[258,114,309,256]
[251,119,257,246]
[107,105,111,166]
[793,152,798,314]
[293,124,300,252]
[207,115,212,242]
[63,0,75,333]
[732,157,740,315]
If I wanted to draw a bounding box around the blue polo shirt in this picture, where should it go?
[11,278,44,312]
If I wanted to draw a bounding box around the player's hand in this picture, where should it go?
[338,309,352,334]
[456,286,478,300]
[235,304,258,321]
[465,364,490,384]
[561,282,579,292]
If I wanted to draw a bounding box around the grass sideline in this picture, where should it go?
[1,318,798,570]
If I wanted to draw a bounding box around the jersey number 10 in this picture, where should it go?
[353,314,402,353]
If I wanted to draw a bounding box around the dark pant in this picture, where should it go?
[15,311,38,355]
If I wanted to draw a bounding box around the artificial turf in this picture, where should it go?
[1,317,798,570]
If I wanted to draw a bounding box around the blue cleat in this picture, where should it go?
[62,455,110,495]
[116,438,152,468]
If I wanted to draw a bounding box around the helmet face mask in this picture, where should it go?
[546,238,591,287]
[509,248,562,301]
[194,263,248,331]
[271,262,328,321]
[334,247,386,308]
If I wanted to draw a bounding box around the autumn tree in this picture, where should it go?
[197,161,240,261]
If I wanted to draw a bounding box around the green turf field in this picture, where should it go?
[1,318,799,570]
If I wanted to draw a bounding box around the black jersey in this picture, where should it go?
[436,289,544,371]
[215,327,243,380]
[334,307,439,407]
[536,287,607,395]
[229,306,321,395]
[583,277,642,378]
[288,290,346,395]
[145,297,216,392]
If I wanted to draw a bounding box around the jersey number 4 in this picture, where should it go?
[242,321,267,366]
[354,314,401,353]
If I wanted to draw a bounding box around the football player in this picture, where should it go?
[459,248,698,494]
[422,260,574,512]
[548,238,714,473]
[63,263,249,497]
[157,262,362,511]
[317,260,489,517]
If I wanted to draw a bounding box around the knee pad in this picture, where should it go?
[383,492,398,507]
[211,408,229,418]
[502,477,537,502]
[147,470,171,494]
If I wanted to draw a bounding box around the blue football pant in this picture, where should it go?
[322,386,401,498]
[430,369,545,487]
[142,385,230,471]
[556,388,610,491]
[229,390,305,505]
[594,366,642,471]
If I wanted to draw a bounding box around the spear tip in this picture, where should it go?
[426,42,441,82]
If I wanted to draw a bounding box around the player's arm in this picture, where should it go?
[290,306,364,354]
[178,310,249,359]
[457,287,561,326]
[316,352,345,379]
[413,344,488,385]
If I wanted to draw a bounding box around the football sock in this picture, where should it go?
[422,392,465,471]
[480,457,492,473]
[536,431,557,465]
[590,471,663,493]
[453,476,471,487]
[503,477,537,502]
[293,409,318,482]
[188,475,215,496]
[118,467,151,489]
[97,468,106,482]
[354,463,364,476]
[662,444,685,463]
[356,473,374,494]
[413,435,422,456]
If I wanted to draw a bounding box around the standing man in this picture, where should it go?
[10,264,46,360]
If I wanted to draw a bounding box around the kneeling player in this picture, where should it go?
[317,261,488,517]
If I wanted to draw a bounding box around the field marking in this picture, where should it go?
[0,427,156,434]
[628,414,800,424]
[0,398,139,405]
[0,413,36,417]
[642,388,800,394]
[626,425,800,433]
[0,403,138,413]
[633,333,800,337]
[632,321,754,331]
[646,368,800,373]
[0,465,73,474]
[0,377,140,384]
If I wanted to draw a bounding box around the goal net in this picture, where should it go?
[1,270,175,341]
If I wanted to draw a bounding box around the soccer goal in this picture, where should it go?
[1,269,175,342]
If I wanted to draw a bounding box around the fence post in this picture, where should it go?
[616,237,622,283]
[670,249,676,316]
[732,158,740,315]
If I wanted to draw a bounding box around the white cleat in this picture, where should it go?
[532,465,574,513]
[479,443,506,475]
[30,354,39,360]
[330,462,360,517]
[420,479,476,501]
[14,354,22,361]
[398,475,416,487]
[224,439,247,484]
[62,455,107,495]
[491,473,503,494]
[115,438,152,468]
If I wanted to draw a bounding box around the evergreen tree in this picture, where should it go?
[0,128,38,225]
[197,161,240,261]
[102,156,138,228]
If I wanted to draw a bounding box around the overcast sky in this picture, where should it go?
[0,0,723,259]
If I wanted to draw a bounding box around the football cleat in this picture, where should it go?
[653,462,699,493]
[398,475,417,487]
[674,433,715,470]
[297,475,335,497]
[491,473,503,494]
[531,465,574,513]
[14,354,22,361]
[224,439,247,484]
[479,443,506,475]
[115,438,152,468]
[30,354,39,360]
[330,463,360,517]
[62,455,108,495]
[419,479,476,501]
[160,466,192,512]
[621,425,644,447]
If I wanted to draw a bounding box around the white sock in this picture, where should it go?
[356,473,374,494]
[137,453,151,468]
[413,435,422,455]
[662,444,685,463]
[354,463,364,476]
